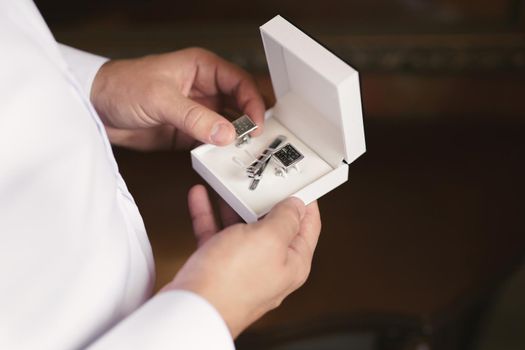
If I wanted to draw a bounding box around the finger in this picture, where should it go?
[163,95,236,146]
[188,184,219,246]
[209,57,266,136]
[284,201,321,287]
[218,197,242,228]
[231,79,266,137]
[255,197,306,245]
[289,201,322,263]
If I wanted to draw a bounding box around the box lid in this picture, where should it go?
[260,16,366,167]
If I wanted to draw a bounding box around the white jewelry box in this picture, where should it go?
[191,15,366,223]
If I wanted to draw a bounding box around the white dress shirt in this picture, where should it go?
[0,1,234,349]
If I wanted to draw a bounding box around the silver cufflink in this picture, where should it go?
[232,115,258,147]
[272,143,304,177]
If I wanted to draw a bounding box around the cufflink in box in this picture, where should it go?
[191,15,366,223]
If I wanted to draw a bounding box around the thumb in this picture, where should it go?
[255,197,306,245]
[164,95,236,146]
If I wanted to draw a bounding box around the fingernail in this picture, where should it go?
[211,123,234,145]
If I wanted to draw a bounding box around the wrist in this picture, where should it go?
[90,59,114,126]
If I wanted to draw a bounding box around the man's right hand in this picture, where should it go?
[90,48,265,151]
[162,185,322,338]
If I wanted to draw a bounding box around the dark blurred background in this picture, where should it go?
[35,1,525,349]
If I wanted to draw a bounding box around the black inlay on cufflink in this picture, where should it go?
[273,143,304,168]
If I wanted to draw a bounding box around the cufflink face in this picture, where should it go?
[233,115,257,140]
[273,143,304,169]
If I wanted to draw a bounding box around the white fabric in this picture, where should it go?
[0,1,234,349]
[58,44,108,97]
[89,291,234,350]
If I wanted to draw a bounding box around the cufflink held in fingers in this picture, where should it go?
[233,115,258,147]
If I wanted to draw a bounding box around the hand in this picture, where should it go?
[162,185,322,338]
[90,48,265,151]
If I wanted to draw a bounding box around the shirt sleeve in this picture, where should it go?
[87,291,235,350]
[55,45,235,350]
[58,44,108,97]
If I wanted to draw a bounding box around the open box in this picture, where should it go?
[191,15,366,223]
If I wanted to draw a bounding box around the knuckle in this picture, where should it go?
[285,201,303,220]
[294,262,311,288]
[185,47,206,55]
[314,214,322,233]
[273,202,300,227]
[294,274,307,289]
[183,104,204,132]
[270,296,284,310]
[301,265,312,285]
[185,47,216,61]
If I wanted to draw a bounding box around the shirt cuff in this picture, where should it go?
[58,44,109,98]
[88,290,235,350]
